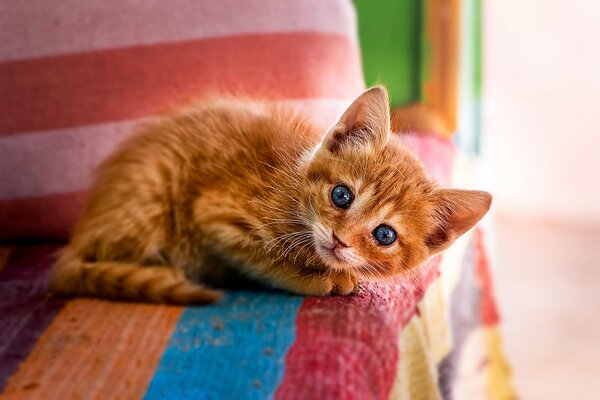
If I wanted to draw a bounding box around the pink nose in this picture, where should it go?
[332,232,349,249]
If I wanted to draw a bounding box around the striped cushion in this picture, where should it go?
[0,0,365,240]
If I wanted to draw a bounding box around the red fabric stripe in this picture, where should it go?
[0,191,88,241]
[474,229,501,325]
[0,33,362,136]
[276,258,440,400]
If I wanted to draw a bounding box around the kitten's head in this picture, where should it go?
[301,86,491,278]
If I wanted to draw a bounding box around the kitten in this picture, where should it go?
[49,86,491,304]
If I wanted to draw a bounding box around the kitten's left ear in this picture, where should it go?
[426,189,492,255]
[324,86,390,153]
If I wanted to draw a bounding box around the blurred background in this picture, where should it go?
[358,0,600,398]
[485,0,600,398]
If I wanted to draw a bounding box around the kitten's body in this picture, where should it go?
[50,87,491,304]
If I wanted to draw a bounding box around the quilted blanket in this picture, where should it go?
[0,133,513,400]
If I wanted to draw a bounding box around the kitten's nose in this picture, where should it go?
[332,232,349,248]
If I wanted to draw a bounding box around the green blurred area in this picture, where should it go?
[353,0,423,107]
[354,0,482,153]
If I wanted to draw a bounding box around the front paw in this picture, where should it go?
[330,271,360,296]
[281,271,359,297]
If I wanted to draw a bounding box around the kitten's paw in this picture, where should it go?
[330,271,360,296]
[281,272,359,297]
[299,276,334,296]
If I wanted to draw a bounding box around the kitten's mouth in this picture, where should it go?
[316,242,353,268]
[312,226,357,269]
[321,245,345,263]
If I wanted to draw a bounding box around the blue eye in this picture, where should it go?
[331,184,353,209]
[373,224,397,246]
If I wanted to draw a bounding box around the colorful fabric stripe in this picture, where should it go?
[144,291,303,400]
[276,259,440,400]
[2,300,182,399]
[0,120,138,199]
[0,99,351,201]
[399,132,455,187]
[0,246,65,391]
[437,231,516,399]
[0,33,362,137]
[1,0,356,61]
[474,230,500,325]
[390,312,444,399]
[484,328,516,400]
[0,191,89,240]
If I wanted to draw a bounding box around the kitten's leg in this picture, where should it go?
[269,269,359,296]
[50,249,221,305]
[330,270,360,295]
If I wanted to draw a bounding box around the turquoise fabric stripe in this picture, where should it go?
[144,291,304,400]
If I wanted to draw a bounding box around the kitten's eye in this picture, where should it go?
[331,184,353,209]
[372,224,397,246]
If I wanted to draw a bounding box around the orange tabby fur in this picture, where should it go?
[50,87,491,304]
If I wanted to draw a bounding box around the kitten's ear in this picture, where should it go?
[426,190,492,254]
[324,86,390,153]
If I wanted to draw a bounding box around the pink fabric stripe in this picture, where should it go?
[0,0,356,61]
[399,132,455,186]
[0,121,138,200]
[0,99,350,200]
[275,259,441,400]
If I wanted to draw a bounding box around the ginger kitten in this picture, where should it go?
[50,87,491,304]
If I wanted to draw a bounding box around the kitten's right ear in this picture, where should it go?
[323,86,390,153]
[426,189,492,255]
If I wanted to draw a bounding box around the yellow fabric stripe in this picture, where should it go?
[389,316,442,400]
[418,277,453,365]
[485,327,517,400]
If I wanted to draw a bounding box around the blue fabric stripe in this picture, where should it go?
[144,291,303,400]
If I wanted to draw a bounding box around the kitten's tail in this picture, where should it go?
[49,251,221,305]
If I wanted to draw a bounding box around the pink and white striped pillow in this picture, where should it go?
[0,0,365,240]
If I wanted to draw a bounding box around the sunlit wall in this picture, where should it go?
[484,0,600,223]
